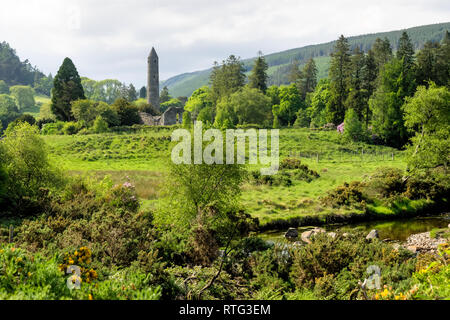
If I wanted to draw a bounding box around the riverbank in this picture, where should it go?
[257,197,448,232]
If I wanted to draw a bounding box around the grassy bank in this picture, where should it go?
[258,198,447,231]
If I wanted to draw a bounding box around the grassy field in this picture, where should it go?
[21,94,50,118]
[42,127,408,227]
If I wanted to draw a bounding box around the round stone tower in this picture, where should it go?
[147,47,160,111]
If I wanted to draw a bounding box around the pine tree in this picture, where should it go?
[210,55,246,106]
[127,83,137,101]
[327,35,351,124]
[371,37,392,71]
[362,49,378,127]
[248,51,269,93]
[436,30,450,86]
[416,41,439,86]
[139,86,146,99]
[51,57,85,121]
[287,60,302,84]
[396,32,417,99]
[346,47,366,120]
[299,58,317,100]
[397,31,415,70]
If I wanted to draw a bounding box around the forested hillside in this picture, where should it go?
[0,42,53,96]
[0,42,44,86]
[162,22,450,97]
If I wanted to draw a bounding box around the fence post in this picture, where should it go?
[391,153,394,161]
[9,225,13,243]
[316,153,319,163]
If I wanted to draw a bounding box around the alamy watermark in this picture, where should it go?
[66,265,81,290]
[171,121,279,175]
[364,265,381,289]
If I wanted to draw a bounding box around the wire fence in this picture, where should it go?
[288,149,402,163]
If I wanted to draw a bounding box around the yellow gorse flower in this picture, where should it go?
[380,288,390,298]
[60,247,97,285]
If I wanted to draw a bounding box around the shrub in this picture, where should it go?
[182,111,191,129]
[290,232,416,299]
[10,114,36,127]
[111,98,141,126]
[0,244,163,300]
[135,100,160,116]
[366,167,405,199]
[36,118,55,129]
[62,121,82,135]
[0,244,71,299]
[404,168,450,201]
[71,99,99,124]
[321,181,367,208]
[92,115,109,133]
[0,94,20,131]
[251,158,319,186]
[250,170,292,187]
[41,121,65,135]
[1,122,63,216]
[343,108,365,142]
[17,178,155,268]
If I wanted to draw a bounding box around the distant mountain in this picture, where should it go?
[162,22,450,98]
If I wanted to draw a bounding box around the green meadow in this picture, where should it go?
[42,127,408,227]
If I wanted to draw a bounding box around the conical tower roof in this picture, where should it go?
[149,47,158,57]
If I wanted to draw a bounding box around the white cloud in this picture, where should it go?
[0,0,448,87]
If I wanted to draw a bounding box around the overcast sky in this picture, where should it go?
[1,0,449,87]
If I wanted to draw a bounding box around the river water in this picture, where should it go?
[259,213,450,242]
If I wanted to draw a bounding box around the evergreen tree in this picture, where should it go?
[436,30,450,86]
[397,31,415,70]
[139,86,146,99]
[210,55,246,106]
[327,35,351,124]
[416,41,440,86]
[362,49,378,127]
[287,59,302,84]
[160,86,171,103]
[51,57,85,121]
[397,33,417,99]
[298,58,317,100]
[127,83,137,101]
[371,37,392,71]
[248,51,269,93]
[346,47,366,120]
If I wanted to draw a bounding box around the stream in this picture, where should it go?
[258,213,450,243]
